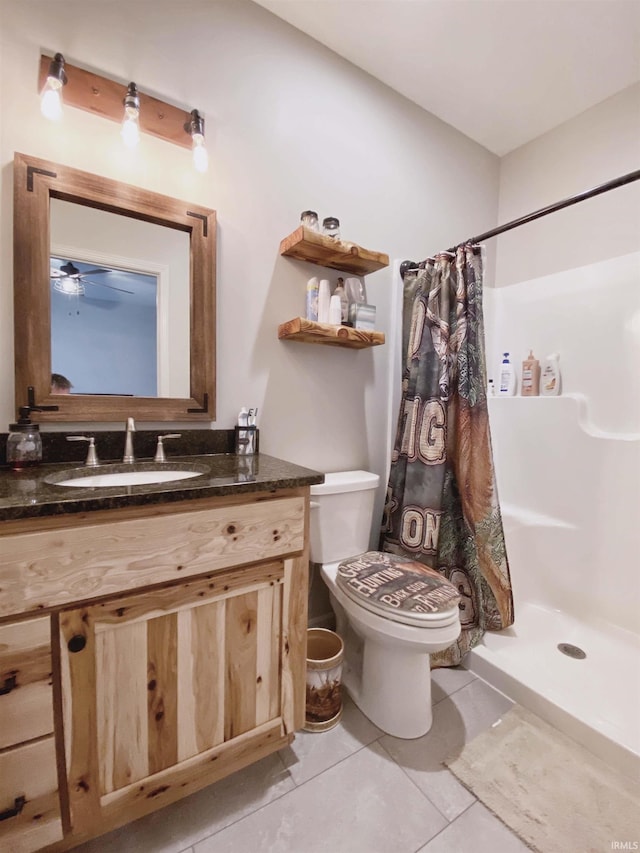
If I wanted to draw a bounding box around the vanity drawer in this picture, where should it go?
[1,495,306,616]
[0,736,63,852]
[0,616,54,749]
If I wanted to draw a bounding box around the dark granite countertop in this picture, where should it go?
[0,453,324,522]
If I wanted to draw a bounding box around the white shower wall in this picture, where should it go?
[484,83,640,639]
[471,87,640,776]
[483,252,640,637]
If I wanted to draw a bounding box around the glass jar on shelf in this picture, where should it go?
[300,210,319,232]
[322,217,340,240]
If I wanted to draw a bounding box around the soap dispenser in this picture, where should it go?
[6,407,43,470]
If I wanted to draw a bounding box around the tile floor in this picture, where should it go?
[76,669,532,853]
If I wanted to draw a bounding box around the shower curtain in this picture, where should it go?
[380,245,514,666]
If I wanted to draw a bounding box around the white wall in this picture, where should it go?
[487,86,640,635]
[0,0,498,485]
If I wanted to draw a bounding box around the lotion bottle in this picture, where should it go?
[521,350,540,396]
[498,353,517,396]
[540,353,561,396]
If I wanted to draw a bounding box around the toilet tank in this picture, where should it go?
[309,470,380,563]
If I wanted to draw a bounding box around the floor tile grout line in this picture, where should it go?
[189,740,380,849]
[282,737,379,788]
[410,798,481,852]
[375,737,475,826]
[188,777,301,848]
[432,673,479,706]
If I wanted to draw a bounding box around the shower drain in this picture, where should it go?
[557,643,586,659]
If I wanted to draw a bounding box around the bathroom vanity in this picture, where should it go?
[0,453,322,852]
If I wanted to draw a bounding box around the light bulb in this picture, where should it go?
[121,83,140,149]
[40,53,66,121]
[192,134,208,173]
[121,113,140,149]
[41,82,63,121]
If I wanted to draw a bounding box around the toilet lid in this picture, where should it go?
[337,551,461,626]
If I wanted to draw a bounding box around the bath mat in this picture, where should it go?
[445,705,640,853]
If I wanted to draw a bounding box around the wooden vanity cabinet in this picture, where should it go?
[0,487,309,851]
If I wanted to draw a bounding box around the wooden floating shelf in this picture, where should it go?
[279,227,389,276]
[278,317,385,349]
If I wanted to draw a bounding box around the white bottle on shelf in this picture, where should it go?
[498,353,517,396]
[328,294,342,325]
[540,353,561,396]
[318,279,332,324]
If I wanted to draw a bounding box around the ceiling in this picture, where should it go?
[254,0,640,156]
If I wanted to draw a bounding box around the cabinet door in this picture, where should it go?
[59,559,298,838]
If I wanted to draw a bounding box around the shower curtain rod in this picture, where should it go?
[400,168,640,276]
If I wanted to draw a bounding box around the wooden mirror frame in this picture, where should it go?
[13,152,216,423]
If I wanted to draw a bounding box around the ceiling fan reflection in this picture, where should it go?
[50,261,134,295]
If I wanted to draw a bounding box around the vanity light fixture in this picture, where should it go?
[40,53,67,121]
[186,109,208,173]
[121,82,141,149]
[39,54,208,172]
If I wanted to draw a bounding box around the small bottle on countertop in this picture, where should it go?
[498,353,517,396]
[521,350,540,396]
[540,353,561,396]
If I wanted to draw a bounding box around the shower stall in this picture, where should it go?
[471,250,640,781]
[390,171,640,781]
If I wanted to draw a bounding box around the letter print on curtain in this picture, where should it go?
[380,246,514,666]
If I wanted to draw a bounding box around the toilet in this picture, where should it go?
[310,470,462,739]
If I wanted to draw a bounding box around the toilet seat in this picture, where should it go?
[338,583,460,628]
[327,551,462,628]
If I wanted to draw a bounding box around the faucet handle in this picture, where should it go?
[126,417,135,432]
[154,433,181,463]
[67,435,99,467]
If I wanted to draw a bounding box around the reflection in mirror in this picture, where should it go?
[13,152,216,422]
[50,256,159,397]
[50,199,190,399]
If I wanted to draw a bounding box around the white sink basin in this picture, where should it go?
[55,470,204,488]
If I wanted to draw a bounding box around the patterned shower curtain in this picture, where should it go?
[380,245,514,666]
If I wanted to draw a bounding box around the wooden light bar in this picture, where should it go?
[39,54,192,149]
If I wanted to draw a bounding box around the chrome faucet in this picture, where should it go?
[123,417,136,463]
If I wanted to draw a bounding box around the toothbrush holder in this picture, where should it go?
[235,425,259,456]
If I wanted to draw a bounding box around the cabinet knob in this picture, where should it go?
[0,795,26,823]
[0,674,17,695]
[68,635,87,653]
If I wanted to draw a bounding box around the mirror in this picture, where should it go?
[13,152,216,422]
